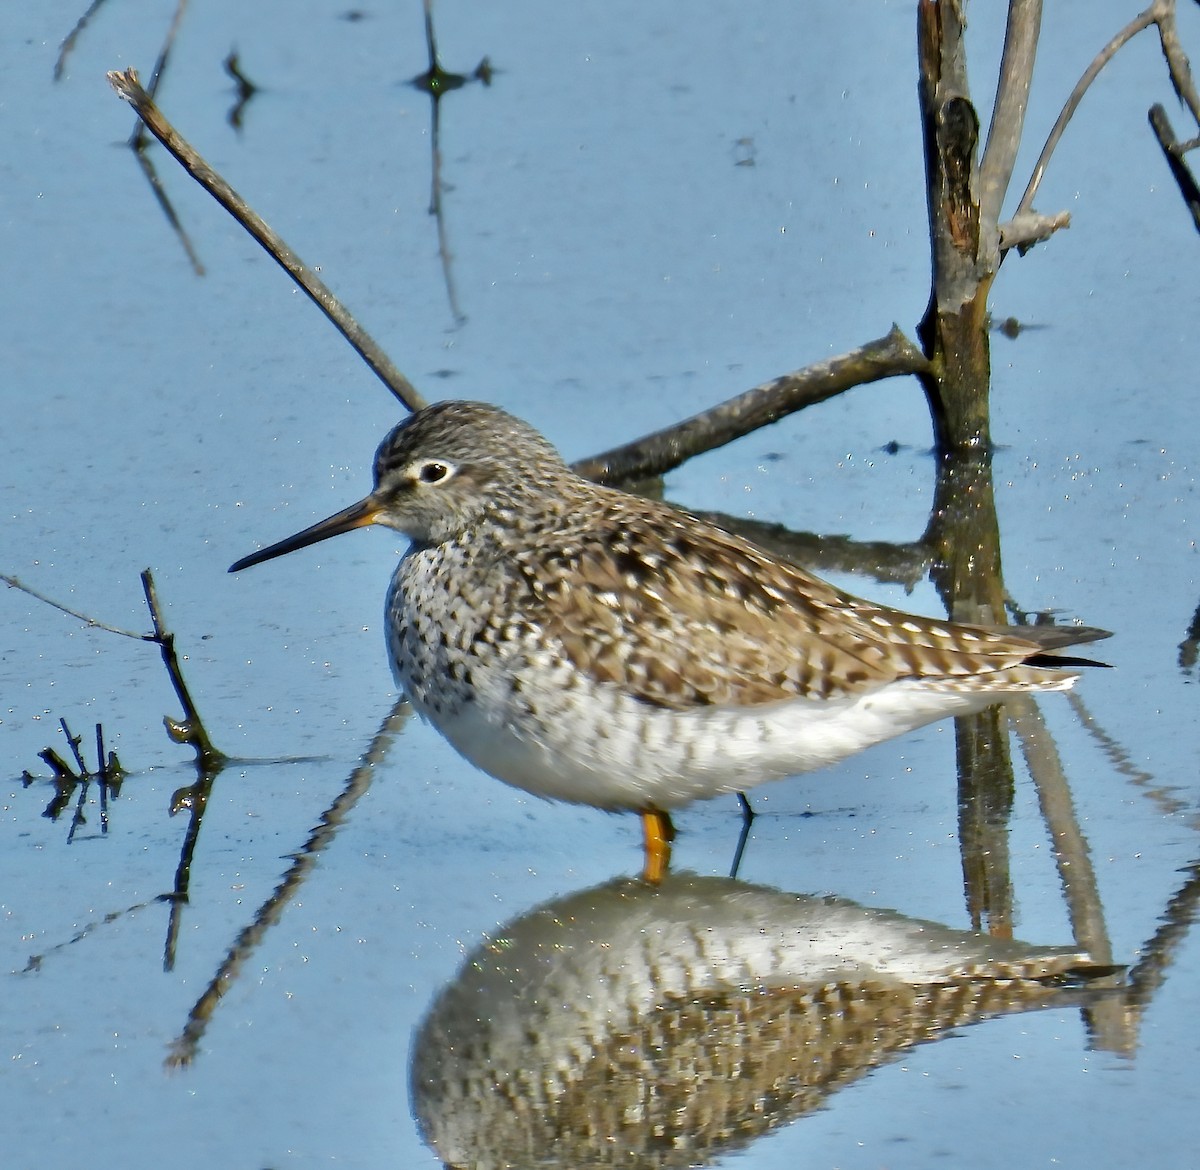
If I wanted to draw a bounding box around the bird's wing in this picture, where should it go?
[520,497,1050,711]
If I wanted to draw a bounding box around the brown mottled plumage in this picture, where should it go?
[524,496,1074,709]
[231,400,1104,876]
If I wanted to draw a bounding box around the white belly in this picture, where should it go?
[407,667,1003,812]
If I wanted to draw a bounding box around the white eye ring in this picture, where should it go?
[415,459,454,485]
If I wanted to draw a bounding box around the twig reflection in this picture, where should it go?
[1067,690,1197,828]
[1009,695,1113,964]
[164,699,410,1068]
[410,0,494,326]
[224,49,258,131]
[1126,860,1200,1012]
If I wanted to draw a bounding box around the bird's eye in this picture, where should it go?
[417,460,452,485]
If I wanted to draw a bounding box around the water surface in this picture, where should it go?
[3,3,1199,1168]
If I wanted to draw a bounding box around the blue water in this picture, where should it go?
[3,3,1199,1168]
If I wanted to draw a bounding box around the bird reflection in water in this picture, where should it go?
[410,872,1120,1168]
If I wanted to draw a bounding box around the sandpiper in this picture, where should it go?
[231,400,1102,880]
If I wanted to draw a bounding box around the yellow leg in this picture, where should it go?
[639,808,675,884]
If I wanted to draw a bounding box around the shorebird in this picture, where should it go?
[231,400,1103,880]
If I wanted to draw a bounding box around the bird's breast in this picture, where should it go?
[384,543,533,721]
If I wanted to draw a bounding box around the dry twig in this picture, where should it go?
[1012,0,1198,235]
[1149,103,1200,232]
[2,572,150,639]
[6,569,224,771]
[106,67,426,413]
[571,327,929,486]
[140,570,225,771]
[979,0,1043,227]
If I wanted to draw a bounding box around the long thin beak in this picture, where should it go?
[229,495,381,572]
